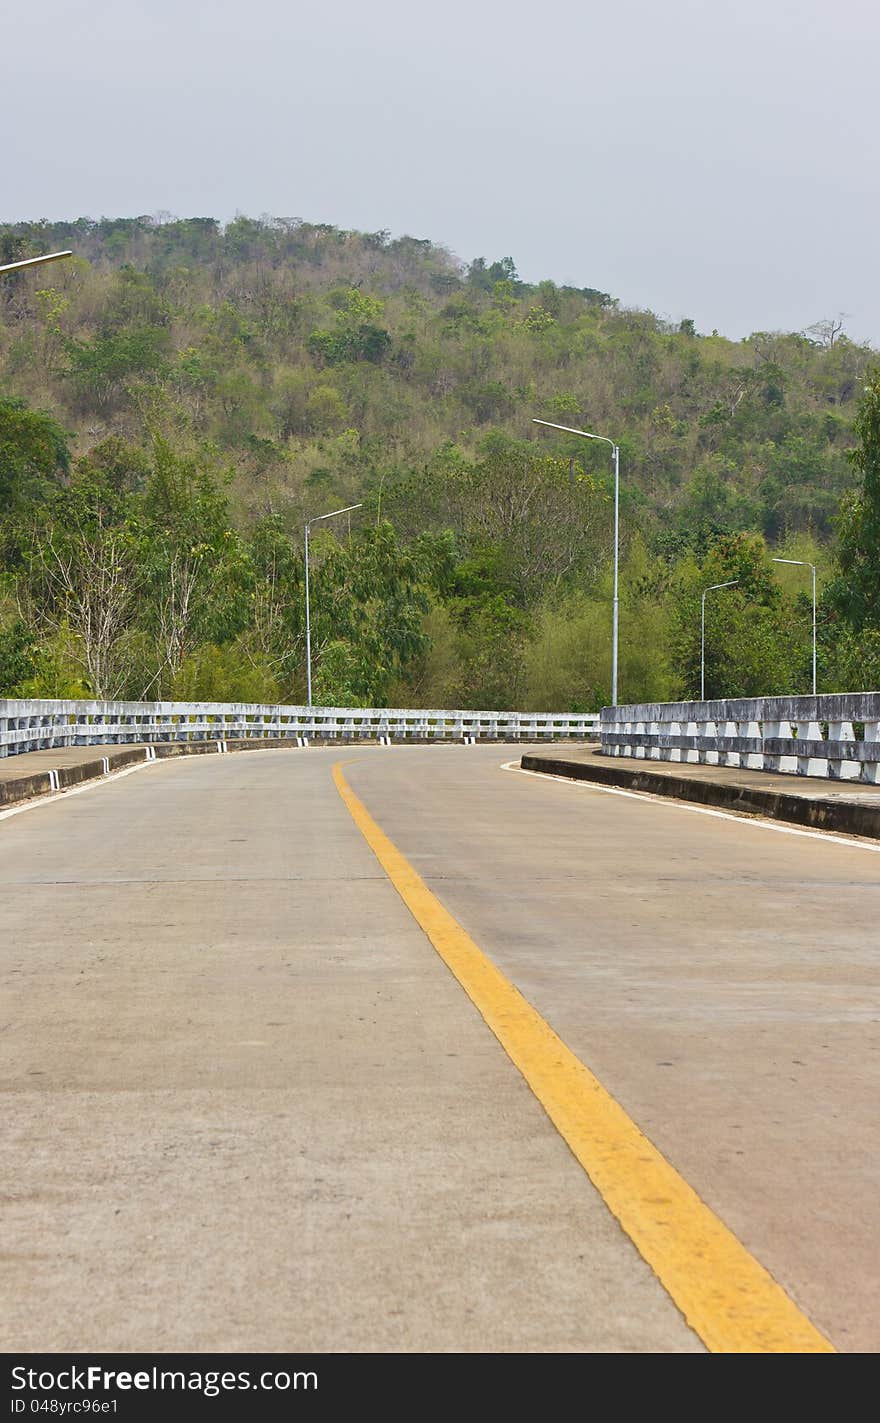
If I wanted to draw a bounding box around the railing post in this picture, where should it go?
[863,718,880,784]
[796,719,826,778]
[684,718,700,764]
[720,720,740,768]
[828,721,860,781]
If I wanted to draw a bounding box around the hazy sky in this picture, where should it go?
[5,0,877,343]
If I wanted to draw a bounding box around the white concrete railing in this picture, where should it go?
[599,694,880,782]
[0,699,599,758]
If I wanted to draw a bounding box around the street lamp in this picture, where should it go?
[0,250,73,275]
[701,580,739,700]
[304,503,362,707]
[532,418,621,705]
[772,557,817,696]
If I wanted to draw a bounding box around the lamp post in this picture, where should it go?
[532,418,621,705]
[0,250,73,275]
[772,557,817,695]
[304,503,362,707]
[700,580,739,700]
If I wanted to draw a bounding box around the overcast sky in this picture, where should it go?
[4,0,877,343]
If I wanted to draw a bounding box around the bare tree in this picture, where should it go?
[26,516,141,698]
[151,550,204,689]
[248,544,303,681]
[805,316,846,348]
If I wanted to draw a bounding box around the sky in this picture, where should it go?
[4,0,877,344]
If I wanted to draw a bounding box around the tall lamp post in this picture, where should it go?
[532,418,621,706]
[701,579,739,700]
[0,250,73,275]
[304,503,362,707]
[772,557,817,695]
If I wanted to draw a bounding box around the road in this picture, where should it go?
[1,745,877,1352]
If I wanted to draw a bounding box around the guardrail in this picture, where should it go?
[599,694,880,782]
[0,699,599,758]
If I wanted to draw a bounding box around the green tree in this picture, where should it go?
[307,522,430,704]
[246,514,306,694]
[0,617,39,693]
[0,397,70,517]
[385,436,611,605]
[171,641,280,703]
[307,288,391,367]
[138,440,250,692]
[65,326,172,409]
[669,533,801,699]
[829,372,880,632]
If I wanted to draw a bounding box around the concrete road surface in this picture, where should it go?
[2,745,878,1352]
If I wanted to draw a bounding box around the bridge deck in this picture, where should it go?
[9,737,880,805]
[2,745,877,1351]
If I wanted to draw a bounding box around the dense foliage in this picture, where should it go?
[0,214,876,707]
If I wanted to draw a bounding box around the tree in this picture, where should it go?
[384,436,611,605]
[65,326,172,410]
[246,514,306,693]
[307,288,391,367]
[668,533,801,699]
[806,317,845,349]
[0,398,70,517]
[24,470,142,697]
[467,257,520,292]
[138,440,250,693]
[307,522,430,705]
[0,617,39,694]
[828,372,880,633]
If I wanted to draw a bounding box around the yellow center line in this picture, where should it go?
[332,759,835,1355]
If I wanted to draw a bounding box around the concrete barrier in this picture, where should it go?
[1,698,599,759]
[599,693,880,784]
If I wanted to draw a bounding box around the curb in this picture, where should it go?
[0,740,278,808]
[520,752,880,841]
[0,746,149,808]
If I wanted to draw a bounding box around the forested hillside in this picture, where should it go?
[0,214,877,708]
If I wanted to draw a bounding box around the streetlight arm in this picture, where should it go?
[771,557,816,573]
[306,502,363,531]
[0,250,73,274]
[532,418,617,451]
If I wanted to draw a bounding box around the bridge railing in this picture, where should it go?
[0,699,599,758]
[599,693,880,783]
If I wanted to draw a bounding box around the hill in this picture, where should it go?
[0,214,876,708]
